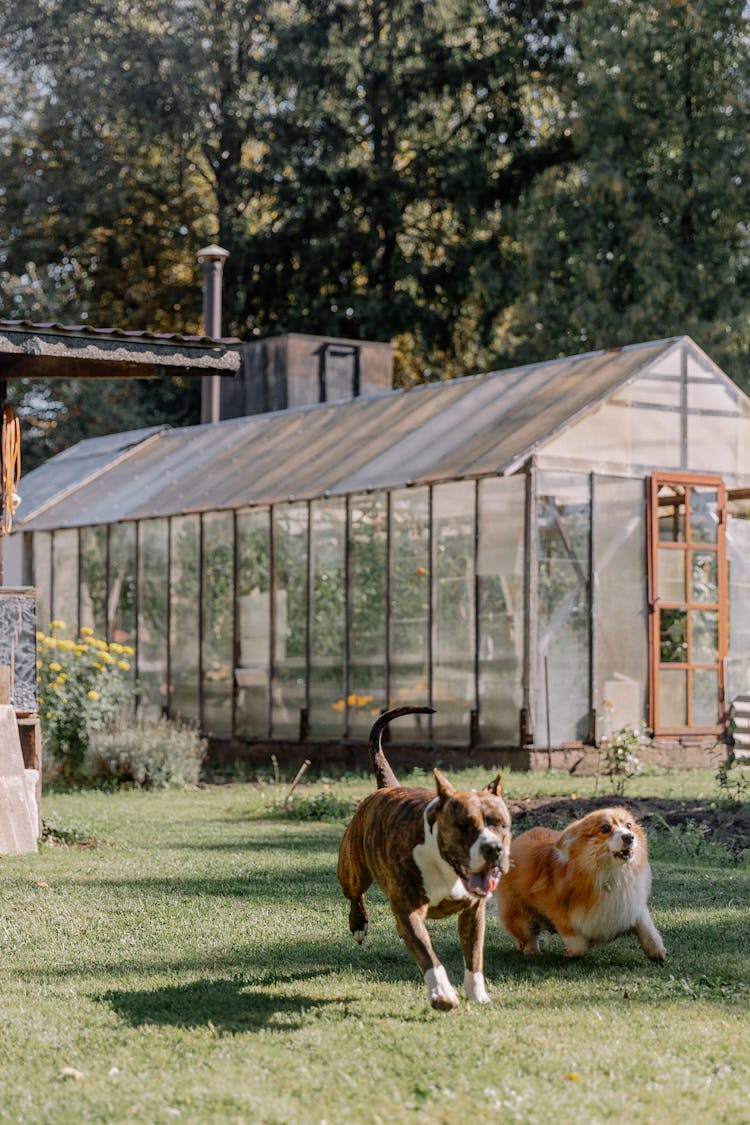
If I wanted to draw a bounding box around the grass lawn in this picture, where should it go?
[0,767,747,1124]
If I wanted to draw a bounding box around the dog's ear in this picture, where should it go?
[434,768,456,800]
[484,774,504,798]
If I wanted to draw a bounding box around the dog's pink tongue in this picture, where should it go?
[467,868,500,896]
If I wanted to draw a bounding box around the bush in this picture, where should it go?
[85,720,207,788]
[284,790,353,821]
[602,723,647,795]
[37,622,136,775]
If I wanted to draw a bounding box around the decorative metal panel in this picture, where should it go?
[0,589,37,711]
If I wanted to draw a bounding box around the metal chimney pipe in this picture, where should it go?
[197,244,230,424]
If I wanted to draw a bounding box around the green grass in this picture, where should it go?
[1,770,748,1124]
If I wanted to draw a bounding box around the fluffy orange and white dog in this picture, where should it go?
[494,807,666,961]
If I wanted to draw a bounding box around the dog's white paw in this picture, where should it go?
[562,935,589,958]
[643,936,666,962]
[425,965,459,1011]
[464,970,490,1004]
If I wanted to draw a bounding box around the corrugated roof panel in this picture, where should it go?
[18,425,166,521]
[16,337,689,530]
[455,339,675,478]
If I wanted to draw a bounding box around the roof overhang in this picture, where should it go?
[0,321,241,379]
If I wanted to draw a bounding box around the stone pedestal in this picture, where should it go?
[0,704,38,855]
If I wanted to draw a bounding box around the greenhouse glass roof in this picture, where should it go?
[16,337,698,530]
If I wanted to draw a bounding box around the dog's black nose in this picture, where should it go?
[481,838,503,863]
[621,832,634,847]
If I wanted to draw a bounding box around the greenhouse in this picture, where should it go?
[10,334,750,766]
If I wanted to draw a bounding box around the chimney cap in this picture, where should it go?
[197,244,230,262]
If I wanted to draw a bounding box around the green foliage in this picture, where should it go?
[716,760,750,803]
[36,622,137,775]
[85,720,207,789]
[41,816,103,846]
[648,815,734,865]
[283,789,353,822]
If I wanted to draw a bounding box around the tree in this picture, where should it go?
[235,0,577,381]
[1,1,577,384]
[506,0,750,389]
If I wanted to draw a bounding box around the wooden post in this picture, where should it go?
[0,664,10,705]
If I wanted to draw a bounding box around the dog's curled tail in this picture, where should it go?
[368,705,435,789]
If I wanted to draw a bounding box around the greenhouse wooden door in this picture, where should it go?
[648,474,728,735]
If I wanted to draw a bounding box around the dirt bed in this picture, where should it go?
[507,795,750,858]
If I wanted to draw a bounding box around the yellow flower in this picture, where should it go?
[117,660,131,671]
[50,620,66,631]
[94,663,103,671]
[59,639,75,651]
[87,690,100,701]
[38,695,44,704]
[45,712,52,719]
[36,631,44,641]
[109,642,124,654]
[331,699,345,713]
[122,645,135,657]
[100,652,114,665]
[49,661,62,672]
[55,673,68,684]
[42,637,57,648]
[36,660,42,669]
[80,626,94,636]
[74,645,86,654]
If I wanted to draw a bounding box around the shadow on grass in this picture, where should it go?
[58,867,337,899]
[103,973,352,1033]
[174,831,345,853]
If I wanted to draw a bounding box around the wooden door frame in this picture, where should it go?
[647,472,728,736]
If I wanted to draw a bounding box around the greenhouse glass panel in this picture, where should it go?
[80,526,107,637]
[726,498,750,703]
[691,610,718,665]
[477,476,525,744]
[202,512,235,737]
[309,498,346,737]
[659,668,687,727]
[537,473,591,744]
[594,477,648,739]
[138,520,169,721]
[271,503,308,738]
[108,523,136,648]
[693,668,719,726]
[691,552,718,604]
[389,488,431,739]
[52,529,79,629]
[433,481,475,743]
[657,549,684,603]
[543,392,682,472]
[627,406,683,469]
[348,494,387,738]
[169,515,200,724]
[32,532,52,629]
[236,508,272,739]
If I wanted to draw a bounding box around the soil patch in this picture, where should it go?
[507,795,749,858]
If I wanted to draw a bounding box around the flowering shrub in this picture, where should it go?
[603,723,648,795]
[36,621,136,775]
